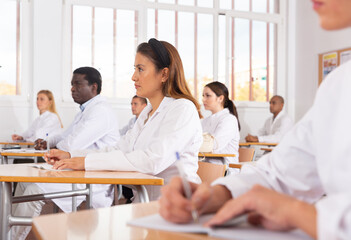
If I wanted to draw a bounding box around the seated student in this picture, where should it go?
[12,67,120,240]
[159,1,351,239]
[12,90,62,142]
[201,81,240,165]
[245,95,293,143]
[119,95,147,136]
[46,38,203,202]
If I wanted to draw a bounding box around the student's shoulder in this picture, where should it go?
[171,98,198,112]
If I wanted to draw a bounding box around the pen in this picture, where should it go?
[175,152,199,223]
[46,133,50,162]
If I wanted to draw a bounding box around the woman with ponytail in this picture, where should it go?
[45,39,203,201]
[201,81,240,165]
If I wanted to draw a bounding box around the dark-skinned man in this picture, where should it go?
[13,67,120,240]
[245,95,293,143]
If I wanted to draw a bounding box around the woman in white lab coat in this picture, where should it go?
[12,90,62,142]
[47,38,203,201]
[159,1,351,239]
[201,81,240,165]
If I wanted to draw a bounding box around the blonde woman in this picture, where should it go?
[12,90,62,142]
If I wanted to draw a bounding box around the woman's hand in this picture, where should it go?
[12,134,23,141]
[159,177,231,223]
[205,185,317,238]
[44,149,71,165]
[52,157,85,170]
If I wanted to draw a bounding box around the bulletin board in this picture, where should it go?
[318,47,351,85]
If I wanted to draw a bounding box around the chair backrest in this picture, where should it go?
[238,148,255,163]
[197,161,226,184]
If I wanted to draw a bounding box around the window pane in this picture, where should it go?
[219,0,232,10]
[235,0,249,11]
[197,0,213,8]
[252,21,267,102]
[178,0,194,6]
[72,6,92,71]
[268,23,276,99]
[94,7,114,97]
[158,10,175,45]
[218,15,226,84]
[252,0,267,13]
[115,10,136,98]
[0,0,17,95]
[197,13,213,101]
[178,12,195,96]
[147,9,155,39]
[234,18,250,101]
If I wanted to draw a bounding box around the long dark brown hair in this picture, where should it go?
[205,81,240,130]
[137,40,203,118]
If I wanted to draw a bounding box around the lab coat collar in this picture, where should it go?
[80,95,101,112]
[39,110,51,118]
[211,108,230,118]
[141,96,174,122]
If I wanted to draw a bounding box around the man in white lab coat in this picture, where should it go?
[12,67,120,240]
[119,95,147,136]
[245,95,293,143]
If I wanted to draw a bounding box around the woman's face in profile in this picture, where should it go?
[36,93,51,112]
[312,0,351,30]
[202,87,223,112]
[132,53,164,99]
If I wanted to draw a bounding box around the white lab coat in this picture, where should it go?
[119,117,136,136]
[21,111,62,142]
[201,108,240,164]
[213,60,351,240]
[71,97,202,201]
[257,111,293,142]
[36,95,120,212]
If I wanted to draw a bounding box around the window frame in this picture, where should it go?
[0,0,32,105]
[62,0,288,107]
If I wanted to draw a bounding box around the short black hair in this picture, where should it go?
[73,67,102,94]
[133,95,147,105]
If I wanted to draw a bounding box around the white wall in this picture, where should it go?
[294,0,351,121]
[3,0,350,141]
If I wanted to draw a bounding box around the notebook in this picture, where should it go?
[127,213,313,240]
[31,163,72,171]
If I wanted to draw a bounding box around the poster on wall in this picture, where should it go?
[322,52,338,79]
[340,50,351,65]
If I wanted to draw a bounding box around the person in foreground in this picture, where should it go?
[159,1,351,239]
[45,38,203,201]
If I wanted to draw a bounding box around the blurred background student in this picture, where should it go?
[12,90,62,142]
[201,81,240,165]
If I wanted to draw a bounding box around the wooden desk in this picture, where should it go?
[33,201,219,240]
[0,141,35,147]
[0,151,45,164]
[229,162,257,170]
[239,142,278,147]
[198,153,235,158]
[0,164,163,240]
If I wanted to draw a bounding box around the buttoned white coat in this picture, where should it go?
[214,60,351,240]
[72,97,202,201]
[37,95,120,212]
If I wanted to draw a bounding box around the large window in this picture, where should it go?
[0,0,21,95]
[63,0,286,102]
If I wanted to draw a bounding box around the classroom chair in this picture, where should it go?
[197,161,226,184]
[229,148,255,170]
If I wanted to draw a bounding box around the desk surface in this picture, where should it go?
[260,148,273,152]
[33,201,220,240]
[239,142,278,146]
[0,164,163,185]
[198,153,235,158]
[1,152,45,157]
[0,141,35,146]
